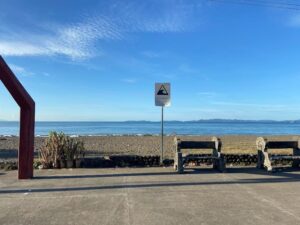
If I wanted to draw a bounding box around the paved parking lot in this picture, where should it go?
[1,167,300,225]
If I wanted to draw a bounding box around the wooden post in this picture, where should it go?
[0,56,35,179]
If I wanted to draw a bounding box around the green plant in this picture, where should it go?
[39,132,85,169]
[74,140,85,159]
[39,132,66,168]
[63,138,85,160]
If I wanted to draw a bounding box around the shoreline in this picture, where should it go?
[1,135,296,170]
[0,133,292,138]
[0,135,297,159]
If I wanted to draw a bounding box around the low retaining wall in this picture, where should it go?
[0,154,294,171]
[185,154,293,166]
[82,155,160,168]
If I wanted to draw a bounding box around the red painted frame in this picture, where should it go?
[0,56,35,179]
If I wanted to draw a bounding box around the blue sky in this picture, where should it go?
[1,0,300,121]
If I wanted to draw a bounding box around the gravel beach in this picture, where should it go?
[0,135,297,160]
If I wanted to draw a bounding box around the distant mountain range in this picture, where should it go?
[124,119,300,123]
[1,119,300,123]
[182,119,300,123]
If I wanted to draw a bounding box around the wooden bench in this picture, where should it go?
[173,137,226,174]
[256,137,300,171]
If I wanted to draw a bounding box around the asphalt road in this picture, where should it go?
[1,167,300,225]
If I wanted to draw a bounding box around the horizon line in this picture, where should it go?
[1,119,300,123]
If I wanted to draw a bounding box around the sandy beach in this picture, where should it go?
[0,135,297,160]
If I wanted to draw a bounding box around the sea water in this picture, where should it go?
[1,121,300,136]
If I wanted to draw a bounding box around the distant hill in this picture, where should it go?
[178,119,300,123]
[120,119,300,123]
[1,119,300,123]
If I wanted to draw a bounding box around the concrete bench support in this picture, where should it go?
[256,137,300,172]
[174,137,225,174]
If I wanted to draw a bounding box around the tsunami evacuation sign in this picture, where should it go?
[155,82,171,165]
[155,83,171,107]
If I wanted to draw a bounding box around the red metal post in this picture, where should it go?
[0,56,35,179]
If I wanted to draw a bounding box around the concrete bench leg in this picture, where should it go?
[213,158,226,172]
[257,150,264,169]
[212,147,226,172]
[174,152,178,171]
[218,157,226,172]
[263,151,272,172]
[257,150,272,171]
[212,149,218,170]
[256,138,272,172]
[213,158,225,172]
[292,148,300,168]
[174,152,183,174]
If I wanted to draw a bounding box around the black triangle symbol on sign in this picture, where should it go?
[157,85,168,95]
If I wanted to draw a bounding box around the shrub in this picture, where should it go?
[64,137,85,161]
[39,132,85,169]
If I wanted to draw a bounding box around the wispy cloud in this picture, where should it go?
[288,14,300,27]
[0,1,198,60]
[141,51,162,58]
[121,78,137,84]
[9,64,34,77]
[196,92,217,97]
[211,101,287,110]
[0,16,116,60]
[0,41,49,57]
[178,63,199,74]
[114,1,195,33]
[42,72,50,77]
[140,50,172,59]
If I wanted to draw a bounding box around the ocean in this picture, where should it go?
[1,121,300,136]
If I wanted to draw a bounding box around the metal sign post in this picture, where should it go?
[155,83,171,165]
[161,106,164,164]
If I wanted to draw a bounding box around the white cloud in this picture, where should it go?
[141,51,162,58]
[288,14,300,27]
[211,101,287,110]
[9,64,34,77]
[196,92,217,97]
[179,64,199,74]
[0,41,49,56]
[121,78,137,84]
[9,64,25,73]
[42,72,50,77]
[0,1,198,60]
[0,17,115,60]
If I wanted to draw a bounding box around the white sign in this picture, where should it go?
[155,83,171,107]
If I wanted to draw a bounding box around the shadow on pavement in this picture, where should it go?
[0,167,300,195]
[1,177,300,195]
[35,171,178,179]
[34,167,300,180]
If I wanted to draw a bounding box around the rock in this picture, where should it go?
[3,162,17,171]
